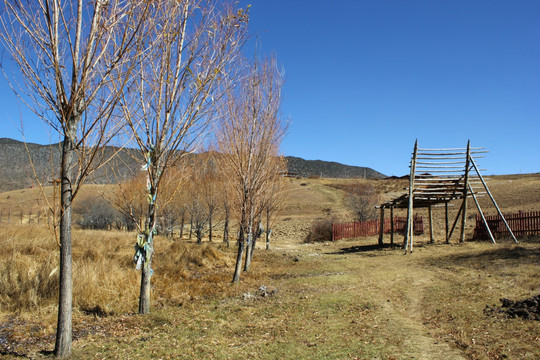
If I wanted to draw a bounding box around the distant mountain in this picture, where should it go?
[0,138,143,192]
[285,156,386,179]
[0,138,386,192]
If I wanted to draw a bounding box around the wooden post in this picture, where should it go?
[459,140,471,243]
[378,207,384,248]
[390,206,394,247]
[428,205,434,243]
[445,201,449,244]
[405,140,418,253]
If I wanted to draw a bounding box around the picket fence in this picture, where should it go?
[473,211,540,240]
[332,216,424,241]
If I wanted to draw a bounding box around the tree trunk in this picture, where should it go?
[179,210,185,239]
[189,213,193,240]
[266,208,270,250]
[223,205,229,247]
[54,125,77,358]
[139,189,156,314]
[196,223,202,245]
[243,221,254,272]
[138,251,152,314]
[208,210,213,242]
[232,230,245,283]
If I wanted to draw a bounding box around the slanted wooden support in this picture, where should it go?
[390,206,394,246]
[378,207,384,247]
[459,140,471,243]
[470,157,518,243]
[405,140,418,253]
[448,201,464,242]
[468,183,496,244]
[428,204,434,243]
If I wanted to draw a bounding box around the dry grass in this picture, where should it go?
[0,225,237,317]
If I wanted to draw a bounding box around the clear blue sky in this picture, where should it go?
[1,0,539,176]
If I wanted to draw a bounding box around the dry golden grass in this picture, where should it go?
[0,225,238,317]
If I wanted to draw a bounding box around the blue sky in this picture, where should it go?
[1,0,539,176]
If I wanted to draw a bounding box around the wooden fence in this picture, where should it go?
[332,216,424,241]
[473,211,540,240]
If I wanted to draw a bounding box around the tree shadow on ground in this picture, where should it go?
[328,243,399,255]
[425,244,540,270]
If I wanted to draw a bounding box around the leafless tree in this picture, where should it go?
[115,0,248,313]
[262,171,288,250]
[0,1,150,356]
[345,181,380,222]
[217,56,287,283]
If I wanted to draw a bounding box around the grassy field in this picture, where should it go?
[0,175,539,359]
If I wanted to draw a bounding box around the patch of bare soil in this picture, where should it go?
[485,294,540,320]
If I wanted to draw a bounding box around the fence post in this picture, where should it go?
[378,207,384,247]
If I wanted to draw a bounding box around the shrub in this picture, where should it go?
[75,197,135,230]
[305,217,334,243]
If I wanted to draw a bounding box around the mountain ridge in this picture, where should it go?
[0,138,386,192]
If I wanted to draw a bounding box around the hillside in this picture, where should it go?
[0,138,385,192]
[285,156,386,179]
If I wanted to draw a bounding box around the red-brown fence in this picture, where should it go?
[473,211,540,240]
[332,216,424,241]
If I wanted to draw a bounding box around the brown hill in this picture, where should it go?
[0,138,386,192]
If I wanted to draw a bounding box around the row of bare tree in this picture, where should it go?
[0,0,286,357]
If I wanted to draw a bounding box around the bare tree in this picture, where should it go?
[200,154,220,242]
[217,56,287,282]
[222,191,231,247]
[345,181,380,222]
[115,0,248,314]
[0,1,150,356]
[262,171,288,250]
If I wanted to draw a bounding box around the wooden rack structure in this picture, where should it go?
[378,140,517,253]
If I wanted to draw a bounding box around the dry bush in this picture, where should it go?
[345,181,380,221]
[305,218,335,243]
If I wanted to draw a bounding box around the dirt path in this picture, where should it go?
[285,236,469,359]
[377,274,466,360]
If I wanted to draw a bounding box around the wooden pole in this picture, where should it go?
[469,157,518,243]
[406,140,418,253]
[378,207,384,248]
[390,206,394,247]
[448,202,464,242]
[468,183,496,244]
[445,201,449,243]
[428,205,434,243]
[459,140,471,243]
